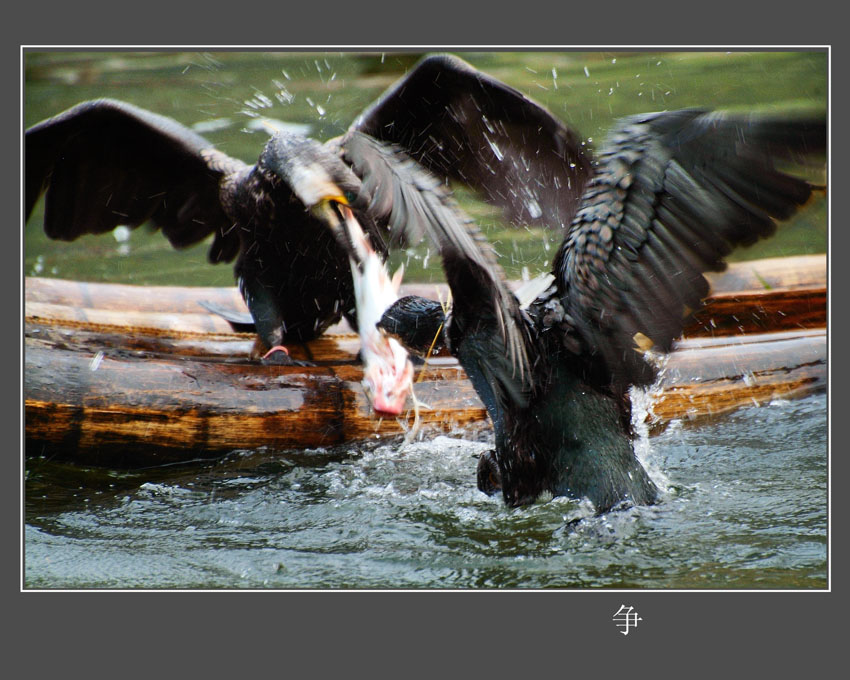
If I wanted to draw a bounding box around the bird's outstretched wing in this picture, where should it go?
[25,98,244,261]
[339,130,460,248]
[547,108,826,386]
[351,53,592,230]
[343,130,532,405]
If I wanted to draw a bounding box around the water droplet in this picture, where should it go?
[89,351,104,372]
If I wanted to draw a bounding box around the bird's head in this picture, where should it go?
[377,295,448,357]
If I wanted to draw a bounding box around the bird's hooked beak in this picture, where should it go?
[315,196,414,416]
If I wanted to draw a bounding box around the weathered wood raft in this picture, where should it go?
[24,255,827,467]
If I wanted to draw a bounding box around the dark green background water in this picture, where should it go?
[24,50,828,589]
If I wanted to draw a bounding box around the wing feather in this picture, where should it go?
[26,99,243,257]
[548,108,825,386]
[352,53,593,231]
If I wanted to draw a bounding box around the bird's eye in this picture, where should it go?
[343,190,357,205]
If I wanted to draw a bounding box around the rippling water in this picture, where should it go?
[25,393,827,590]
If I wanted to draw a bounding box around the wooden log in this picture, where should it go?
[683,286,826,337]
[24,254,826,342]
[702,254,826,291]
[25,336,485,466]
[29,286,825,349]
[646,328,827,432]
[25,276,249,315]
[24,254,826,313]
[25,320,825,466]
[25,300,246,338]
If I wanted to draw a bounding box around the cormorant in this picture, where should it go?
[25,54,587,415]
[379,80,826,511]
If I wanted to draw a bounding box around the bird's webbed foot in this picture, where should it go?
[261,345,310,366]
[476,450,502,496]
[250,339,314,366]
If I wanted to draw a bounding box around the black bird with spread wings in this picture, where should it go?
[25,54,587,416]
[378,61,826,512]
